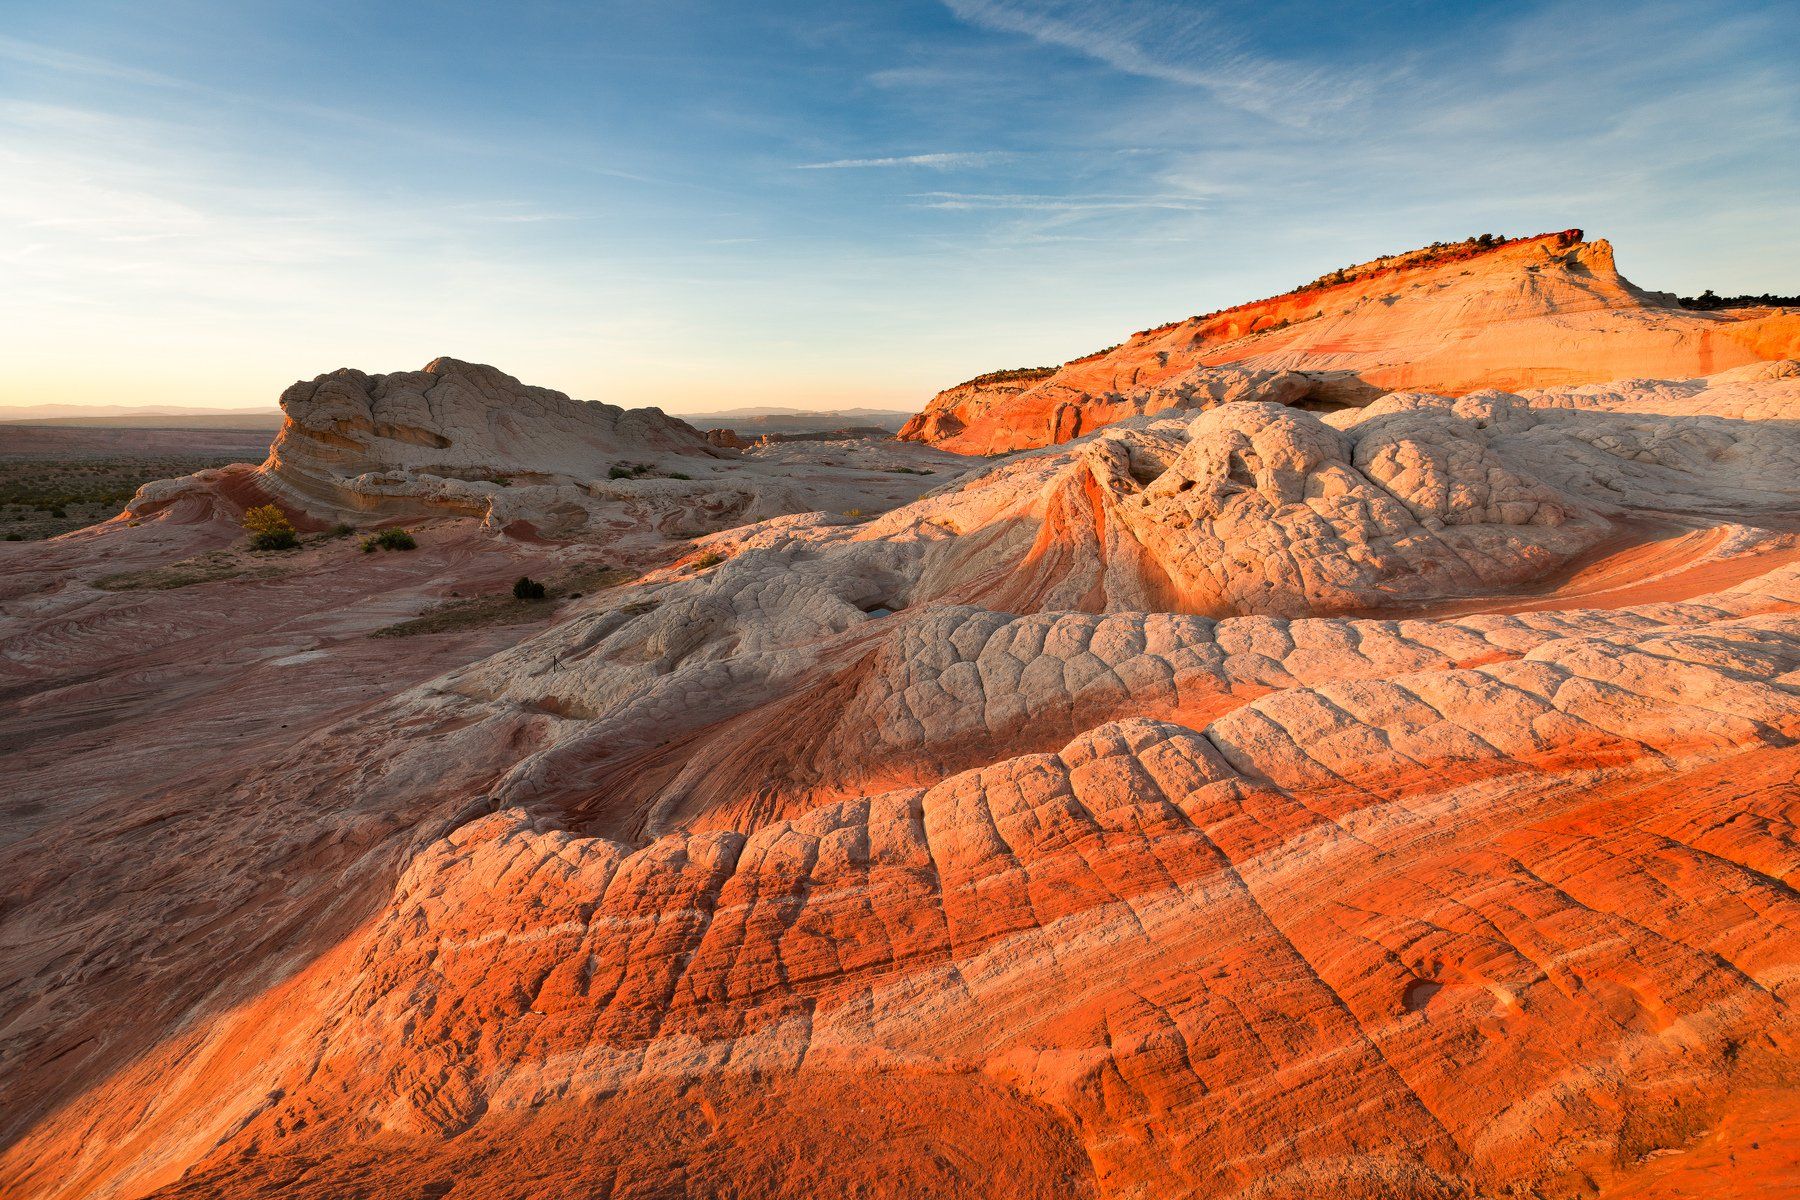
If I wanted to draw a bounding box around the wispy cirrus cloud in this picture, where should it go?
[796,151,1012,170]
[914,191,1209,213]
[0,34,193,90]
[937,0,1356,123]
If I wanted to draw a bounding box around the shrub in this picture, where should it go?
[329,522,355,538]
[512,575,547,600]
[244,504,299,551]
[692,550,725,569]
[608,465,636,480]
[362,528,417,552]
[665,471,691,480]
[244,504,291,536]
[253,528,300,551]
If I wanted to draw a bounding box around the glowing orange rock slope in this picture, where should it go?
[899,231,1800,453]
[3,239,1800,1200]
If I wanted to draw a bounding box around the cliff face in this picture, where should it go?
[901,232,1800,453]
[897,366,1055,444]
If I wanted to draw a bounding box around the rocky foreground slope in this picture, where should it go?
[4,257,1800,1200]
[900,231,1800,453]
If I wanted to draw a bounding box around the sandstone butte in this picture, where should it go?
[898,230,1800,453]
[2,234,1800,1200]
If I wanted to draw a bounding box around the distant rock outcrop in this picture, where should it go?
[901,232,1800,452]
[263,357,715,512]
[124,358,967,541]
[704,427,751,450]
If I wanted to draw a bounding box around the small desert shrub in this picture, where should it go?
[362,528,417,552]
[692,550,725,569]
[256,528,299,550]
[244,503,299,551]
[844,508,866,520]
[329,522,355,538]
[665,471,691,480]
[512,575,547,600]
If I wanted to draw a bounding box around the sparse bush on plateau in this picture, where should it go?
[512,575,547,600]
[243,504,299,551]
[692,550,725,569]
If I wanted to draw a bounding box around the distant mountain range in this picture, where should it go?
[0,404,284,430]
[668,407,914,434]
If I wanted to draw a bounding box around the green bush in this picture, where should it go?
[362,528,417,552]
[512,575,547,600]
[252,529,300,551]
[329,522,355,538]
[608,465,635,480]
[692,550,725,569]
[243,504,299,552]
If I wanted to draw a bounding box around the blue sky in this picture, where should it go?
[1,0,1796,412]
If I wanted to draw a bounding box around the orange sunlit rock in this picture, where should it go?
[4,235,1799,1200]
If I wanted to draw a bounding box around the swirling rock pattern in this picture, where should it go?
[3,354,1800,1198]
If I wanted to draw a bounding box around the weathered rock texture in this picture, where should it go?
[4,316,1800,1196]
[900,232,1800,452]
[126,357,970,542]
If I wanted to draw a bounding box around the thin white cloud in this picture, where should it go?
[796,151,1011,170]
[0,34,195,90]
[938,0,1355,123]
[914,191,1210,212]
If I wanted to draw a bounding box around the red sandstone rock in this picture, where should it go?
[899,233,1800,453]
[4,278,1800,1200]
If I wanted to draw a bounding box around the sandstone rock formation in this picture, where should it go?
[704,427,751,450]
[125,357,969,542]
[5,289,1800,1198]
[900,232,1800,453]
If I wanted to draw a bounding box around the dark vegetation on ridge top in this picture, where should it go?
[1678,289,1800,311]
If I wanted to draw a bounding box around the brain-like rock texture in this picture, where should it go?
[5,255,1800,1200]
[901,232,1800,452]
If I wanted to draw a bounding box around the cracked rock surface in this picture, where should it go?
[4,350,1800,1200]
